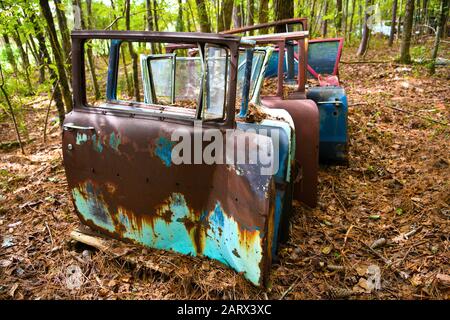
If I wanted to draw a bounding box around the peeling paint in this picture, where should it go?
[91,134,104,153]
[154,137,175,167]
[109,132,121,151]
[71,181,266,285]
[76,132,88,145]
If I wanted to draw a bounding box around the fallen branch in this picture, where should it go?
[350,102,448,126]
[341,60,395,64]
[279,275,301,300]
[386,104,448,126]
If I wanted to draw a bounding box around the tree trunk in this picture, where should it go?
[125,0,140,101]
[336,0,343,35]
[85,0,101,99]
[440,0,449,38]
[73,0,100,100]
[144,0,155,52]
[343,0,349,39]
[12,31,33,94]
[2,34,19,77]
[246,0,254,35]
[121,51,133,97]
[152,0,162,53]
[187,0,198,31]
[145,0,153,31]
[310,0,317,36]
[195,0,211,32]
[218,0,234,32]
[30,12,66,124]
[258,0,269,33]
[429,0,448,73]
[26,35,45,83]
[26,35,40,67]
[422,0,428,27]
[322,0,329,37]
[232,2,243,28]
[356,0,372,57]
[389,0,398,46]
[0,64,25,154]
[54,0,71,63]
[274,0,294,33]
[39,0,73,112]
[348,0,356,40]
[399,0,415,63]
[176,0,185,31]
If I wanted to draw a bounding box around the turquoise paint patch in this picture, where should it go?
[109,132,121,151]
[72,185,114,233]
[76,132,88,145]
[154,137,175,167]
[91,134,104,153]
[72,184,265,285]
[203,202,263,284]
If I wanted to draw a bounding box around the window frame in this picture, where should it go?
[72,31,244,129]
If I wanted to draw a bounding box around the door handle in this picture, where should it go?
[63,123,95,131]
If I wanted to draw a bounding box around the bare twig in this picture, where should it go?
[43,79,60,143]
[104,9,147,30]
[279,275,301,300]
[45,221,54,246]
[0,63,25,154]
[343,224,354,248]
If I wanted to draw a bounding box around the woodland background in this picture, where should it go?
[0,0,448,135]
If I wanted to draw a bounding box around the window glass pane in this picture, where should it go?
[149,57,174,104]
[203,46,228,120]
[237,50,265,100]
[175,57,202,109]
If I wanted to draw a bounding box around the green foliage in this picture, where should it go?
[410,45,427,60]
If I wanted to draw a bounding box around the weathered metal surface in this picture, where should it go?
[64,30,300,286]
[63,111,278,286]
[253,33,348,166]
[241,32,319,208]
[306,86,348,164]
[307,38,344,78]
[261,97,319,208]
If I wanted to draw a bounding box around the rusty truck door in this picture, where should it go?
[62,32,277,286]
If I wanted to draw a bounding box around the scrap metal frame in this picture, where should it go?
[71,30,250,129]
[243,31,309,98]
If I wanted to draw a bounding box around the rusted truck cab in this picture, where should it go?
[62,30,302,286]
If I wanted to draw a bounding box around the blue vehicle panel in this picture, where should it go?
[306,86,348,163]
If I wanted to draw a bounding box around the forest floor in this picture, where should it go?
[0,40,449,300]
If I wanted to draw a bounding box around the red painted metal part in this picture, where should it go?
[261,97,319,208]
[244,31,319,207]
[295,38,344,79]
